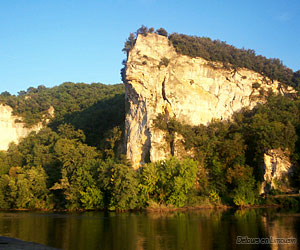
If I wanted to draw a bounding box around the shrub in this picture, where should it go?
[98,159,139,210]
[159,57,170,68]
[140,157,198,207]
[156,28,168,37]
[252,82,261,89]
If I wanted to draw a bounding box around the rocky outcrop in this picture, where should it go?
[260,149,294,194]
[124,33,296,169]
[0,104,54,151]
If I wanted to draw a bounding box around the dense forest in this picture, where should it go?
[0,27,299,210]
[0,82,125,149]
[154,94,300,205]
[0,85,299,210]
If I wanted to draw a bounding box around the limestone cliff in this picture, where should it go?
[0,104,54,151]
[124,33,296,169]
[260,149,294,194]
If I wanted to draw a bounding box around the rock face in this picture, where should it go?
[0,104,53,151]
[260,149,294,194]
[124,33,295,169]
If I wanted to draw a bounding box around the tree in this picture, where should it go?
[168,33,295,87]
[122,33,136,56]
[103,126,122,158]
[156,28,168,37]
[98,159,139,210]
[0,151,10,175]
[292,70,300,90]
[57,123,86,142]
[140,157,198,207]
[226,165,257,206]
[51,138,101,209]
[136,25,149,36]
[0,91,11,97]
[0,166,52,209]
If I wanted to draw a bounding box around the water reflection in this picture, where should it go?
[0,208,298,250]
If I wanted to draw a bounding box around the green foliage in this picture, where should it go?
[208,190,221,204]
[80,186,103,209]
[121,26,300,90]
[226,165,257,206]
[51,158,103,210]
[156,28,168,37]
[98,159,139,210]
[0,124,105,210]
[159,57,170,68]
[102,126,122,158]
[122,33,136,56]
[252,82,261,89]
[0,83,125,150]
[207,156,227,196]
[50,139,101,209]
[0,151,10,175]
[136,25,149,36]
[196,164,210,195]
[122,25,151,57]
[153,94,300,204]
[168,33,297,88]
[121,25,153,82]
[241,95,300,170]
[0,82,128,210]
[292,70,300,90]
[57,123,86,142]
[0,93,298,210]
[0,166,52,209]
[140,157,198,207]
[0,28,298,210]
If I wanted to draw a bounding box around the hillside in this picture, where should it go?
[0,28,299,211]
[0,82,125,149]
[124,31,296,168]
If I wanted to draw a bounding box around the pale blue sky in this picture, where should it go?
[1,0,299,94]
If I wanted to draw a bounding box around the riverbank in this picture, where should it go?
[1,195,299,213]
[0,236,61,250]
[0,204,276,213]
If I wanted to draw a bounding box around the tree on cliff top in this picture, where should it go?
[121,26,299,89]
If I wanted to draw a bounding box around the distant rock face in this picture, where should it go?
[0,104,53,151]
[260,149,294,194]
[124,33,296,169]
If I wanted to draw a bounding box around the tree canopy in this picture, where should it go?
[0,82,125,149]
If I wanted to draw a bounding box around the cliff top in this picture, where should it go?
[123,27,300,91]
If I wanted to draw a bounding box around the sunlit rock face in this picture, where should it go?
[260,149,294,194]
[0,104,53,151]
[124,33,295,169]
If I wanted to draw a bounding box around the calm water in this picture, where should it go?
[0,208,299,250]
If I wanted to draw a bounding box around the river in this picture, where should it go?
[0,208,299,250]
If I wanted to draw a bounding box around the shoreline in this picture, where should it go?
[0,203,287,213]
[0,236,61,250]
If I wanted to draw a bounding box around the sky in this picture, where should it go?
[0,0,299,94]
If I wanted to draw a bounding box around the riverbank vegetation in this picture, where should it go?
[0,84,299,210]
[154,93,300,207]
